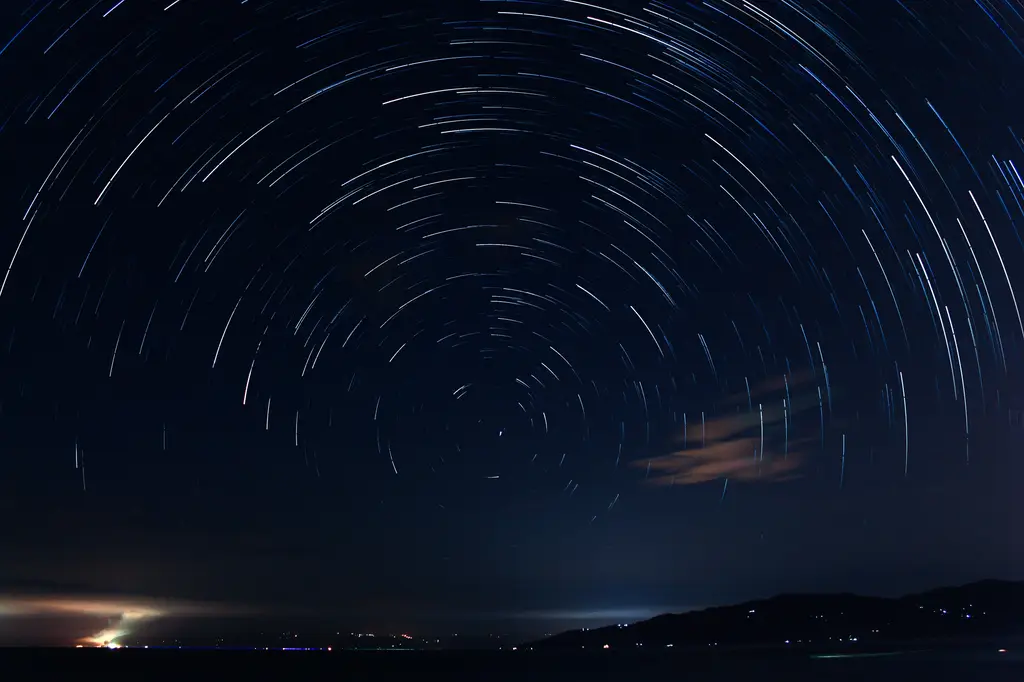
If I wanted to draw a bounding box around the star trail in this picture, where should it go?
[0,0,1020,633]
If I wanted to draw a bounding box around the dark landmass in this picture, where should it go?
[0,644,1021,682]
[120,630,504,651]
[528,579,1024,651]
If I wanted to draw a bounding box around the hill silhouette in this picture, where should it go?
[528,580,1024,651]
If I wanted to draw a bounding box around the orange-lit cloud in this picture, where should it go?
[644,435,810,485]
[0,594,237,647]
[639,372,820,486]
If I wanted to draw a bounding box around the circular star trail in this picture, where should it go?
[1,0,1021,528]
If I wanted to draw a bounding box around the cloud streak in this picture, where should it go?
[640,372,821,486]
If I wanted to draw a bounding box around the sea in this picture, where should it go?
[1,643,1020,680]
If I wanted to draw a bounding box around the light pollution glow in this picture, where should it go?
[0,595,232,647]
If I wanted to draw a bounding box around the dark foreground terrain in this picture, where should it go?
[532,579,1024,650]
[1,642,1021,681]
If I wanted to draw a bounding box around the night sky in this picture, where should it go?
[0,0,1021,644]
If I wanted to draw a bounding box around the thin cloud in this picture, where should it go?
[641,372,820,486]
[502,606,696,622]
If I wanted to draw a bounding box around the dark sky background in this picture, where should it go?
[0,0,1021,644]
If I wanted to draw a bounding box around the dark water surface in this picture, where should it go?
[1,646,1020,680]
